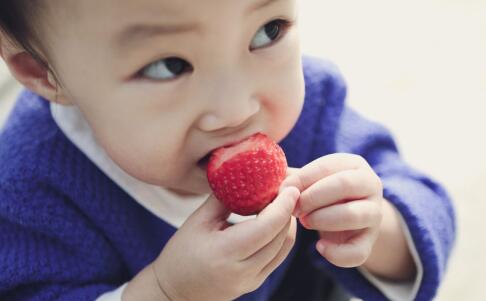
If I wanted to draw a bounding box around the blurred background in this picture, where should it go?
[299,1,486,300]
[1,0,485,300]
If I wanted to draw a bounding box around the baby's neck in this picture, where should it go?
[167,188,200,198]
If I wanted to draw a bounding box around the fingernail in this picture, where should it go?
[299,216,309,229]
[280,185,298,199]
[316,241,325,254]
[280,175,298,192]
[279,181,289,194]
[292,207,301,217]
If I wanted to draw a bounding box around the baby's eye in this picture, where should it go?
[139,57,192,81]
[250,19,291,51]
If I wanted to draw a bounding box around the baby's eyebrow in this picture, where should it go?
[113,0,282,51]
[249,0,282,12]
[114,22,199,50]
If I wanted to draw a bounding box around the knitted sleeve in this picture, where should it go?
[314,105,457,300]
[290,57,457,300]
[0,178,127,301]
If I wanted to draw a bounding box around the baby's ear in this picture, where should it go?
[0,34,72,105]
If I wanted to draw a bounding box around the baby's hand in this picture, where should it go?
[280,153,383,268]
[153,186,299,301]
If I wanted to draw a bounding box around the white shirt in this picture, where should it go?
[50,102,422,301]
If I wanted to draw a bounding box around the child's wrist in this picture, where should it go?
[151,263,176,301]
[363,199,416,280]
[121,263,171,301]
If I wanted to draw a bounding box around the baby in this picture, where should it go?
[0,0,455,300]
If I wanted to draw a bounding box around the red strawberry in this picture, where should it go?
[206,132,287,216]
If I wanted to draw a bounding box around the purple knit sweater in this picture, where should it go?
[0,56,455,301]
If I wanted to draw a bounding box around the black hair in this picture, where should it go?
[0,1,50,72]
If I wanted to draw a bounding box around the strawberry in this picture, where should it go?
[206,132,287,216]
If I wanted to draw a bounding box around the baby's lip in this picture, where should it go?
[217,132,262,150]
[196,132,261,171]
[197,153,211,171]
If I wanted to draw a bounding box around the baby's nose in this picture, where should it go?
[197,96,260,133]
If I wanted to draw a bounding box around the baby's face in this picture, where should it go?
[44,0,304,195]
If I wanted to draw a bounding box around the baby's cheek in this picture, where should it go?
[96,131,176,185]
[274,88,305,141]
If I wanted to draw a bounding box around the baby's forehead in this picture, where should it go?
[52,0,283,40]
[54,0,282,24]
[42,0,290,62]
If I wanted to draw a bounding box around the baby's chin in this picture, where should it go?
[164,172,212,197]
[166,183,211,197]
[127,160,211,195]
[166,188,207,197]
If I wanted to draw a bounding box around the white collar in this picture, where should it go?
[50,102,250,228]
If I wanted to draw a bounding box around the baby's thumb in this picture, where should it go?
[189,194,231,227]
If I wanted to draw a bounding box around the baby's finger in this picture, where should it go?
[223,186,299,259]
[298,168,380,217]
[286,167,299,177]
[301,200,381,232]
[316,229,375,268]
[258,217,297,279]
[242,217,293,267]
[278,167,299,193]
[280,153,367,192]
[186,194,232,229]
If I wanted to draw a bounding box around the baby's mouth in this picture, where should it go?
[196,133,257,172]
[197,153,211,171]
